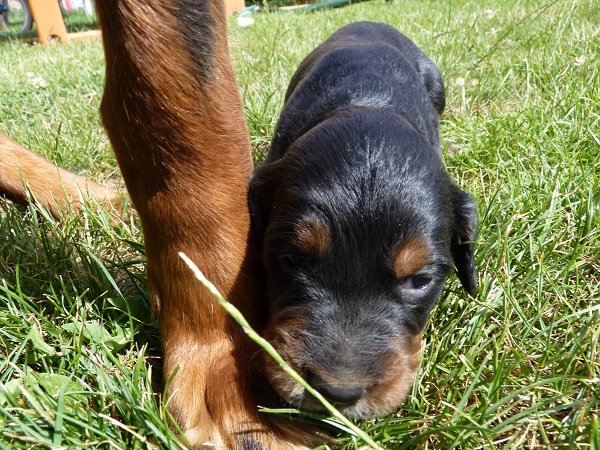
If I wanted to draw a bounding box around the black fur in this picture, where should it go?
[249,21,477,418]
[176,0,216,80]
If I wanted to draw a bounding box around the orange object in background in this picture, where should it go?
[28,0,69,45]
[225,0,245,15]
[28,0,244,46]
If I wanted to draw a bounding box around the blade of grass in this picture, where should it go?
[179,251,383,450]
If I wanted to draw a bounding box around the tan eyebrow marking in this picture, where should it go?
[294,218,331,258]
[393,236,432,279]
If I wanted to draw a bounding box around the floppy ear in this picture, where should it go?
[416,58,446,117]
[450,186,478,296]
[248,163,279,250]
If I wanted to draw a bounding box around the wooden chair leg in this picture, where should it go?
[28,0,68,45]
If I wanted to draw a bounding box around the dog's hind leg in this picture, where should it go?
[96,0,323,448]
[0,130,121,219]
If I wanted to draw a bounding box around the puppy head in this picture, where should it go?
[249,110,477,418]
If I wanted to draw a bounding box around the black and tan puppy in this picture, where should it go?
[249,21,478,419]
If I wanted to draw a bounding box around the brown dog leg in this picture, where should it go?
[96,1,322,448]
[0,130,121,219]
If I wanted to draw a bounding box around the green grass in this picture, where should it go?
[1,0,599,448]
[0,8,98,42]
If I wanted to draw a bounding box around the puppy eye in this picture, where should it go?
[400,274,433,291]
[281,252,311,267]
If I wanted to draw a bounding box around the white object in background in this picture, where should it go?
[59,0,94,15]
[237,15,255,27]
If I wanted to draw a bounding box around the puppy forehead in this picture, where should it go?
[393,236,433,278]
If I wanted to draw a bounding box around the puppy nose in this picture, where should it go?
[307,373,365,404]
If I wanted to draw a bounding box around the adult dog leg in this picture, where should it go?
[0,130,121,218]
[96,1,322,448]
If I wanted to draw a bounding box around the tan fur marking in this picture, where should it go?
[294,218,331,257]
[394,236,432,279]
[361,332,423,416]
[262,315,310,404]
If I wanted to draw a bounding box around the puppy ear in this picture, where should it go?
[450,186,478,296]
[418,60,446,117]
[248,163,278,249]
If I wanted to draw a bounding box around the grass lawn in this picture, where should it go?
[0,0,598,448]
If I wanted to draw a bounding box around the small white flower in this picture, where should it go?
[574,55,586,66]
[455,77,465,87]
[470,79,479,86]
[30,76,48,88]
[26,72,48,88]
[484,9,495,19]
[241,51,259,64]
